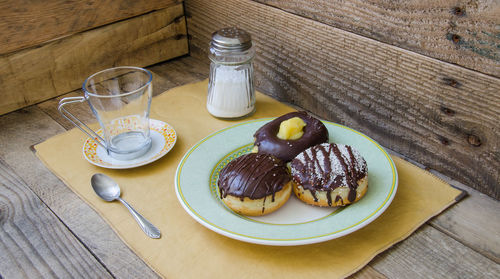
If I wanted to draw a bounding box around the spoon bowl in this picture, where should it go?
[91,173,121,201]
[90,173,161,239]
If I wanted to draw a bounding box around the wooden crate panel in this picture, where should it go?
[0,5,188,115]
[254,0,500,77]
[185,0,500,199]
[0,0,180,55]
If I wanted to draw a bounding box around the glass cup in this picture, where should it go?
[58,66,153,160]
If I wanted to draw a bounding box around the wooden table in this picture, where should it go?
[0,56,498,278]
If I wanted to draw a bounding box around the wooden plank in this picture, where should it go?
[0,160,112,278]
[0,107,159,278]
[253,0,500,77]
[387,151,500,263]
[430,183,500,263]
[0,4,189,116]
[147,55,211,90]
[371,225,500,279]
[0,0,179,55]
[185,0,500,199]
[37,56,210,130]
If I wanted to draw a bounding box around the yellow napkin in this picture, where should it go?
[35,80,462,278]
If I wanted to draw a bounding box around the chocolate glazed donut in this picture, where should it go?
[218,153,290,201]
[253,111,329,162]
[218,153,293,216]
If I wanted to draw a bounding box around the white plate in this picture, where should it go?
[82,119,177,169]
[175,119,398,246]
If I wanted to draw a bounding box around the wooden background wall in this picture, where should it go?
[0,0,188,115]
[185,0,500,199]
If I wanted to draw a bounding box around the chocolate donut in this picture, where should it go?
[218,153,293,216]
[290,143,368,207]
[253,111,329,162]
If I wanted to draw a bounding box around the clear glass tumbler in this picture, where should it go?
[59,66,153,160]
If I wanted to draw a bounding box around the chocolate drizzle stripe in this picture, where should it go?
[312,145,325,182]
[345,146,358,202]
[331,145,356,202]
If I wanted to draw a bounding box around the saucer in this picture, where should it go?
[82,119,177,169]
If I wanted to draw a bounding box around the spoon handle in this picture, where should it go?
[117,197,161,239]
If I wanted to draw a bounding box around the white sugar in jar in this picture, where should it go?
[207,27,255,118]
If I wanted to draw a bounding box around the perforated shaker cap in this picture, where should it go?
[210,27,252,52]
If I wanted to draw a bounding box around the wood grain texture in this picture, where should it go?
[0,160,112,278]
[185,0,500,199]
[253,0,500,77]
[0,4,188,116]
[371,225,500,279]
[0,0,180,55]
[430,186,500,263]
[0,107,160,278]
[387,153,500,264]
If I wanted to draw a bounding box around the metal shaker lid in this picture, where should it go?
[210,27,252,52]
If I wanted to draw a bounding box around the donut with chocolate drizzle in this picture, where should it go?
[253,111,329,162]
[218,153,293,216]
[290,143,368,207]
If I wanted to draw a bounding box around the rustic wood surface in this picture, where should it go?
[0,4,188,116]
[0,55,498,278]
[430,180,500,263]
[371,225,499,279]
[0,160,112,278]
[253,0,500,77]
[0,0,180,55]
[185,0,500,199]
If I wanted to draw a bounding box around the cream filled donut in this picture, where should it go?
[218,153,292,216]
[253,111,329,162]
[290,143,368,207]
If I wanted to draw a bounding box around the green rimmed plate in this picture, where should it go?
[175,119,398,246]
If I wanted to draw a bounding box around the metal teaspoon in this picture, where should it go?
[91,173,161,239]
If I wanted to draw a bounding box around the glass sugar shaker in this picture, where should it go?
[207,27,256,118]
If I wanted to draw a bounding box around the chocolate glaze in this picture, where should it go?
[253,111,329,162]
[291,143,367,205]
[218,153,291,201]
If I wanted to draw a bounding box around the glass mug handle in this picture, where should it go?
[58,97,107,149]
